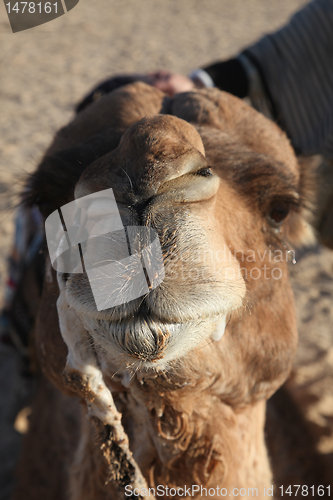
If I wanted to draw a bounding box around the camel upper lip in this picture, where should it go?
[93,298,224,323]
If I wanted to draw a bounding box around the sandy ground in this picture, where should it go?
[0,0,333,492]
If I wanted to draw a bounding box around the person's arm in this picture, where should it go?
[202,0,333,158]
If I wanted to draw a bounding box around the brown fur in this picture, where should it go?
[14,83,318,499]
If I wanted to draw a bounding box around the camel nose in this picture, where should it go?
[74,114,210,205]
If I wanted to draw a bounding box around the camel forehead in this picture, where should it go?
[70,81,296,175]
[120,114,205,156]
[120,85,298,177]
[75,113,209,201]
[171,88,298,173]
[76,87,299,204]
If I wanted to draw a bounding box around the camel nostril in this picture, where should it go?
[196,167,213,177]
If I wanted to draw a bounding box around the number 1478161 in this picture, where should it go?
[280,485,330,496]
[6,2,58,14]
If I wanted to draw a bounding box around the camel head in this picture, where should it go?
[20,82,317,499]
[56,113,245,368]
[29,82,314,395]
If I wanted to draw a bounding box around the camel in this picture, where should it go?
[13,82,318,499]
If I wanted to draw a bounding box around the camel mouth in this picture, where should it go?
[80,308,229,369]
[64,244,243,367]
[85,314,182,364]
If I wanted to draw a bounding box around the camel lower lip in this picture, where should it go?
[78,306,229,368]
[90,315,177,362]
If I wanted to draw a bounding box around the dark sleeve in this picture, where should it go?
[202,58,249,99]
[203,0,333,158]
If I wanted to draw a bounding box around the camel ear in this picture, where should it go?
[285,156,318,247]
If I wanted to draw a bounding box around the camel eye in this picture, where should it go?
[196,167,212,177]
[268,204,290,227]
